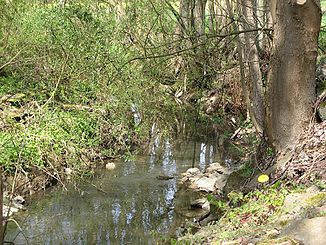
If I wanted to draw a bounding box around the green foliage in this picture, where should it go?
[0,108,100,172]
[207,194,228,212]
[0,0,192,175]
[227,191,244,206]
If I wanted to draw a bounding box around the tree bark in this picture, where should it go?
[241,0,265,135]
[193,0,207,39]
[175,0,191,38]
[208,0,216,33]
[266,0,321,153]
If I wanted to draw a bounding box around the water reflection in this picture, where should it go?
[6,139,232,244]
[199,143,207,170]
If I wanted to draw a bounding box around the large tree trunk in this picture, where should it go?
[266,0,321,153]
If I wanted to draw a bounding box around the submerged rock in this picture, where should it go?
[156,175,174,180]
[177,198,211,223]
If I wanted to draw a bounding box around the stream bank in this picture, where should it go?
[176,121,326,245]
[176,184,326,245]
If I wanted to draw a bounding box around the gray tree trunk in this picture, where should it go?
[241,0,265,135]
[208,0,216,33]
[266,0,321,153]
[194,0,207,38]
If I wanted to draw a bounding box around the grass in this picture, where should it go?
[176,185,291,244]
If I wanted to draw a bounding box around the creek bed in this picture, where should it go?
[5,139,234,244]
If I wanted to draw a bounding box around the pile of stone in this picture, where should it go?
[179,162,233,194]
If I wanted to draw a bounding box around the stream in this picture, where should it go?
[5,138,237,244]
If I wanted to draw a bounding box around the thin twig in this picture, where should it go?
[42,56,69,108]
[7,218,30,245]
[0,50,22,70]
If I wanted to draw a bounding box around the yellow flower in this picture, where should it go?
[258,174,269,183]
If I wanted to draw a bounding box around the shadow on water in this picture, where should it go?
[5,136,240,244]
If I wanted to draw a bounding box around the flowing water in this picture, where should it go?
[5,138,237,244]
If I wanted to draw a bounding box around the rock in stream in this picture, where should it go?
[179,162,232,194]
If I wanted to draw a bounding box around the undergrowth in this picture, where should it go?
[0,0,188,177]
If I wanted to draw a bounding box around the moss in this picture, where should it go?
[305,193,326,207]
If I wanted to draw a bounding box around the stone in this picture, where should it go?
[191,177,217,192]
[280,216,326,245]
[156,175,174,180]
[190,198,210,210]
[206,162,227,174]
[278,186,326,223]
[105,162,116,170]
[186,168,201,175]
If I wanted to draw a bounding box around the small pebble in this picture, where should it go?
[106,162,116,170]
